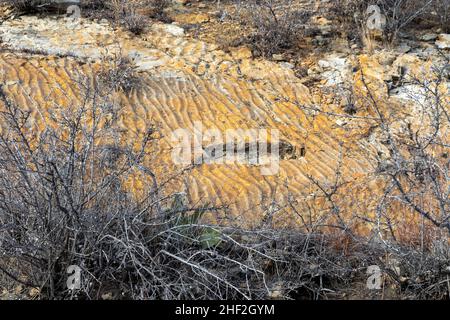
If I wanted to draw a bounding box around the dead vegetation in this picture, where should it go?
[431,0,450,33]
[0,0,172,35]
[329,0,438,45]
[213,0,448,54]
[0,63,449,299]
[97,50,142,93]
[232,0,312,58]
[0,0,449,300]
[105,0,171,34]
[0,0,46,12]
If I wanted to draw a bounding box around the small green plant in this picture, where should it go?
[170,197,223,249]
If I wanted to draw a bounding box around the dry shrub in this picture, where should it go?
[0,0,172,35]
[98,50,142,93]
[106,0,148,35]
[122,10,147,35]
[329,0,434,45]
[106,0,171,34]
[431,0,450,33]
[0,68,449,299]
[234,0,312,58]
[0,74,359,298]
[146,0,171,22]
[0,0,50,12]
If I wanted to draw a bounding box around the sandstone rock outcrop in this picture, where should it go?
[0,12,448,235]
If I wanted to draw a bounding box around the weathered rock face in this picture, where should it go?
[0,16,114,59]
[0,14,447,234]
[317,54,352,85]
[436,34,450,49]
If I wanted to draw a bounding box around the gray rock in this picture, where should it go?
[420,33,438,41]
[436,34,450,49]
[151,24,185,37]
[272,54,286,61]
[396,44,411,54]
[279,62,294,69]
